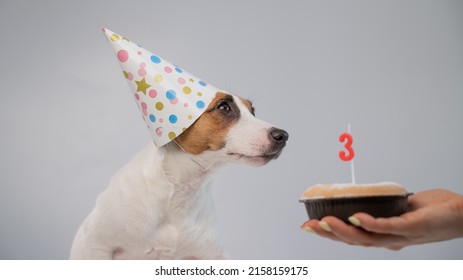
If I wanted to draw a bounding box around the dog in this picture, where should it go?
[70,91,288,259]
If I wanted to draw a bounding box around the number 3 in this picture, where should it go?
[339,132,355,161]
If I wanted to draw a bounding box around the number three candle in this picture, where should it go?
[339,124,356,184]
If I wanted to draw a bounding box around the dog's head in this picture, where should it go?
[175,92,288,166]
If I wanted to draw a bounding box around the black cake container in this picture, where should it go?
[300,193,412,222]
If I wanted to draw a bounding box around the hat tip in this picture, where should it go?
[102,26,113,41]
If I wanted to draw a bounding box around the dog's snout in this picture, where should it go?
[269,128,289,144]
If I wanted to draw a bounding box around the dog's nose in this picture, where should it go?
[269,128,289,144]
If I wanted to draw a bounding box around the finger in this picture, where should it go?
[352,213,409,235]
[300,219,344,242]
[300,220,316,233]
[317,217,358,246]
[322,216,407,248]
[321,216,381,247]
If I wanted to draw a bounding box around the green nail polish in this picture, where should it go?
[301,226,315,233]
[319,221,332,232]
[348,216,361,226]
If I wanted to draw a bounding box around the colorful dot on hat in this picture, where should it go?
[134,93,140,101]
[199,81,207,87]
[166,90,176,100]
[156,127,163,137]
[164,66,172,73]
[149,89,157,98]
[110,34,120,42]
[141,104,148,116]
[150,55,161,64]
[184,102,188,107]
[154,74,163,83]
[197,92,202,96]
[155,102,164,110]
[175,67,183,73]
[183,86,191,94]
[117,50,129,62]
[138,63,147,77]
[170,97,179,105]
[196,100,205,109]
[149,114,156,123]
[169,114,178,124]
[178,77,185,85]
[168,132,176,140]
[123,71,133,81]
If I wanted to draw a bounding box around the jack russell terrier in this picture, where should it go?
[70,91,288,259]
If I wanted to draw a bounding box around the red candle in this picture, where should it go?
[339,125,356,184]
[339,132,355,161]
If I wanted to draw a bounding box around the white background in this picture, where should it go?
[0,0,462,259]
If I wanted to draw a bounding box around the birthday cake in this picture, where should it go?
[299,182,411,222]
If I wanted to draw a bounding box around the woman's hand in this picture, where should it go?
[301,189,463,250]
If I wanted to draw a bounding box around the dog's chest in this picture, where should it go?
[120,209,216,259]
[125,180,219,259]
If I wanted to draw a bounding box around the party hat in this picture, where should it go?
[103,28,218,147]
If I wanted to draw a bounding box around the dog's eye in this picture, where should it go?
[217,101,231,113]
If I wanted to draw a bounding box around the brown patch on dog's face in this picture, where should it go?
[238,97,255,116]
[175,92,243,155]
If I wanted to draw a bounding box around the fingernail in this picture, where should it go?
[301,226,315,234]
[348,216,361,227]
[319,221,332,232]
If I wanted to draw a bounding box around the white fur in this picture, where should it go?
[70,95,280,259]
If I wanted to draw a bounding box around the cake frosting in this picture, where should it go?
[302,182,406,199]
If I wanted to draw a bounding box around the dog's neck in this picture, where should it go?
[159,141,223,188]
[156,142,225,213]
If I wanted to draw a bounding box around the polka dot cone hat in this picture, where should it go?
[103,28,218,147]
